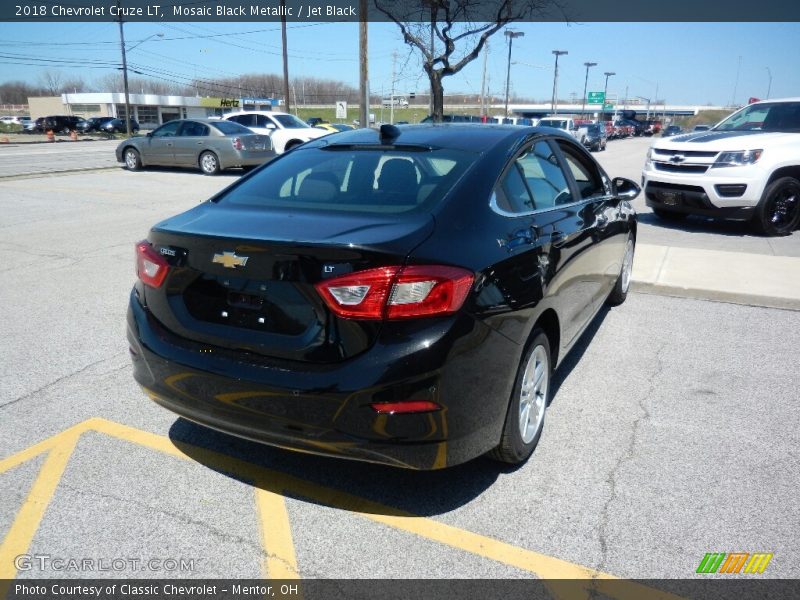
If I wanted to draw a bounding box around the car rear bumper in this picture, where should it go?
[127,291,519,469]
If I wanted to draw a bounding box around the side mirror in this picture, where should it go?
[613,177,641,200]
[146,131,153,137]
[266,123,277,130]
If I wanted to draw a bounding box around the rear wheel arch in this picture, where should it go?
[533,308,560,368]
[284,139,303,151]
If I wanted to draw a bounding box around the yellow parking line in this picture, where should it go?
[0,432,79,579]
[0,418,685,599]
[254,482,300,579]
[0,420,92,475]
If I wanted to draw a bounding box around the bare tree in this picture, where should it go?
[375,0,561,121]
[39,70,64,96]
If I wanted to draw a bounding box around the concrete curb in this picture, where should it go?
[631,244,800,311]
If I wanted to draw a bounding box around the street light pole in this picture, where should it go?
[603,71,615,117]
[504,30,524,118]
[581,61,597,118]
[766,67,772,99]
[551,50,567,115]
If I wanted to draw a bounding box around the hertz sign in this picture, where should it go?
[199,97,240,108]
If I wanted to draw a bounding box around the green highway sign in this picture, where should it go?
[603,103,614,110]
[587,91,605,104]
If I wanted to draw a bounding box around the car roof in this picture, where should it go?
[752,97,800,105]
[307,123,573,153]
[223,111,292,117]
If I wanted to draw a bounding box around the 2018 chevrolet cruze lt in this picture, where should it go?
[128,124,639,469]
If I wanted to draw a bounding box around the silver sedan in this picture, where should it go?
[115,118,275,175]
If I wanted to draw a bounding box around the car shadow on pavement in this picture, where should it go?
[169,418,504,516]
[120,165,246,178]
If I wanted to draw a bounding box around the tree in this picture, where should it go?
[39,70,63,96]
[374,0,560,121]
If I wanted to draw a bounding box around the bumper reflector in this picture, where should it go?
[370,401,442,414]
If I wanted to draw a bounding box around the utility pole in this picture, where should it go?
[551,50,567,115]
[504,30,524,118]
[581,61,597,118]
[358,0,368,128]
[280,0,290,112]
[480,42,489,118]
[116,0,131,138]
[390,50,397,124]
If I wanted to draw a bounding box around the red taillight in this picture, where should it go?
[232,137,244,150]
[315,265,473,320]
[370,400,442,414]
[135,241,169,288]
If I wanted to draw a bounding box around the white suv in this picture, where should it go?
[223,111,327,154]
[642,98,800,236]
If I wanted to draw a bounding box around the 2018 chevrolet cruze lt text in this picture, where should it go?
[128,124,639,469]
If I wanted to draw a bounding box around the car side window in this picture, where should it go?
[256,115,271,128]
[152,121,181,137]
[556,142,605,199]
[179,122,209,137]
[495,140,574,214]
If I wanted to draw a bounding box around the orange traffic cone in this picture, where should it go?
[70,130,78,141]
[46,129,55,142]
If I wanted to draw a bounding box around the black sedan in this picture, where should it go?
[127,124,639,469]
[77,116,115,133]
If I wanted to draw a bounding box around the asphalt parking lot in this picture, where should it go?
[0,138,798,590]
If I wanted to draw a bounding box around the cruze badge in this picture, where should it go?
[213,251,249,269]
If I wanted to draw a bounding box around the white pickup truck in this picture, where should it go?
[538,117,589,144]
[642,97,800,236]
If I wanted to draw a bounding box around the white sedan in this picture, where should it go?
[222,111,327,154]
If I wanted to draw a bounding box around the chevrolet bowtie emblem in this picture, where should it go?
[212,251,249,269]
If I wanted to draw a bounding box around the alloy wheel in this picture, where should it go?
[518,344,549,444]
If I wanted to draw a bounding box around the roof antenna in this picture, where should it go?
[379,123,401,143]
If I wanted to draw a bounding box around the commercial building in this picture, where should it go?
[27,93,281,128]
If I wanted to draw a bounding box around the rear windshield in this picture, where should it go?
[212,121,253,135]
[217,146,477,214]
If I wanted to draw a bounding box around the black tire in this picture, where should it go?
[489,330,551,465]
[652,208,689,221]
[122,147,142,171]
[606,234,635,306]
[752,176,800,236]
[199,151,220,175]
